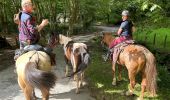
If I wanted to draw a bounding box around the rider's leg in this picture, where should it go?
[103,37,121,61]
[103,48,112,61]
[44,47,56,66]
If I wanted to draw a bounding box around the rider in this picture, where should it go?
[19,0,49,49]
[15,0,56,65]
[104,10,135,61]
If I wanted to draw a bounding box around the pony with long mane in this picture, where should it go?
[101,32,157,100]
[15,39,57,100]
[49,32,90,94]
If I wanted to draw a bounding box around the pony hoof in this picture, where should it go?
[79,83,83,88]
[76,90,80,94]
[118,79,122,82]
[73,77,76,81]
[125,91,133,96]
[65,74,67,77]
[13,69,16,73]
[65,73,68,77]
[112,81,116,86]
[136,97,143,100]
[32,95,38,100]
[149,93,156,97]
[118,77,122,81]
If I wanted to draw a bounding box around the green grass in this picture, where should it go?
[134,28,170,52]
[86,40,170,100]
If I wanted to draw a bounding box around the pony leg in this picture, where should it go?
[41,88,49,100]
[64,55,69,77]
[72,53,80,81]
[118,65,122,81]
[138,73,146,100]
[80,72,84,88]
[71,54,77,81]
[18,77,26,92]
[24,85,33,100]
[75,75,80,94]
[112,62,117,86]
[73,67,77,81]
[18,77,32,100]
[126,72,136,96]
[32,89,37,100]
[65,64,69,77]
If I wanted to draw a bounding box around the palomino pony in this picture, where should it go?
[16,50,57,100]
[101,32,157,100]
[49,32,90,94]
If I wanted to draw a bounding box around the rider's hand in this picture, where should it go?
[41,19,49,26]
[27,39,31,45]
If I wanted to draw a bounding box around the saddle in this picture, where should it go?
[14,44,56,66]
[14,44,43,60]
[110,40,134,63]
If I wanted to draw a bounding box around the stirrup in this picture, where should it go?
[102,55,107,61]
[50,53,56,66]
[102,54,110,61]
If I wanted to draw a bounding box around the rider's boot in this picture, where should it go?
[50,53,56,66]
[103,49,111,61]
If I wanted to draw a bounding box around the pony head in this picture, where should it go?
[47,31,60,48]
[48,31,73,48]
[58,34,72,45]
[101,32,114,47]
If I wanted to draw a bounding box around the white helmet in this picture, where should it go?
[122,10,129,16]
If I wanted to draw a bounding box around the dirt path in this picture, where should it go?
[0,26,118,100]
[0,34,97,100]
[94,25,119,32]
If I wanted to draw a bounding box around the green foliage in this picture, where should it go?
[134,28,170,51]
[0,0,169,34]
[79,0,97,28]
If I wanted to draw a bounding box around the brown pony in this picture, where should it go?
[101,32,157,100]
[15,50,57,100]
[49,32,90,94]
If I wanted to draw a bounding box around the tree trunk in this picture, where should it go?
[68,0,79,35]
[107,13,110,23]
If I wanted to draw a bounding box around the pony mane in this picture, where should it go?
[72,43,87,54]
[59,34,72,45]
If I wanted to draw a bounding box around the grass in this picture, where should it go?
[86,39,170,100]
[133,28,170,52]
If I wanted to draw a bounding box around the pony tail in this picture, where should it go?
[143,49,157,96]
[25,62,57,89]
[68,53,90,78]
[83,53,90,65]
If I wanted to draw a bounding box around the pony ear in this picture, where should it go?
[50,31,60,36]
[100,31,105,36]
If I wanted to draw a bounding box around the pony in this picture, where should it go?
[15,44,57,99]
[101,32,157,100]
[49,32,90,94]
